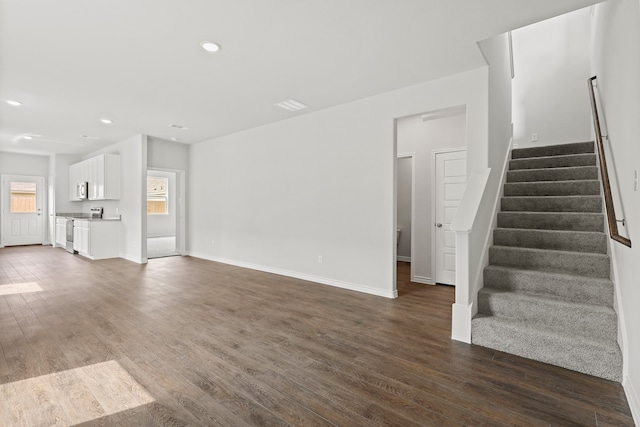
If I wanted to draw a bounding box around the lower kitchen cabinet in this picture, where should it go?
[73,220,120,260]
[55,217,67,247]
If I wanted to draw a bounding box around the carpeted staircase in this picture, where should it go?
[471,141,623,382]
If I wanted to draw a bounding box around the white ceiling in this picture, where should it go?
[0,0,598,156]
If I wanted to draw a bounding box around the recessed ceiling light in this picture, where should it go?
[169,124,188,130]
[23,135,34,140]
[6,100,22,106]
[100,118,113,124]
[275,99,309,112]
[170,137,181,141]
[200,41,221,53]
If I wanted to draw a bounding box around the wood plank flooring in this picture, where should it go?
[0,246,634,426]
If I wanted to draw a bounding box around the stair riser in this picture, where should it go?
[477,291,617,341]
[507,167,599,183]
[509,154,596,170]
[503,181,600,196]
[497,212,604,232]
[493,229,608,254]
[501,196,602,213]
[483,267,613,306]
[511,142,595,159]
[471,317,622,382]
[489,247,610,278]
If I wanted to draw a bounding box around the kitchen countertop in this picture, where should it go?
[56,212,91,218]
[56,213,121,221]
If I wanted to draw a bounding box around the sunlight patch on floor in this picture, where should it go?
[0,360,155,426]
[0,282,43,296]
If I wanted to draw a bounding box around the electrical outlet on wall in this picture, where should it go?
[531,133,538,142]
[318,255,323,264]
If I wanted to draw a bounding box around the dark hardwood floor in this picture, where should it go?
[0,247,633,426]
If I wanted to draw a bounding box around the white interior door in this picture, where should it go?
[434,149,466,285]
[1,175,45,246]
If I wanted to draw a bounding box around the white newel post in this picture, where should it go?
[449,168,491,344]
[451,230,473,343]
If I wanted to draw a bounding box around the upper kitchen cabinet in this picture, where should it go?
[69,162,84,201]
[88,154,120,200]
[69,153,120,201]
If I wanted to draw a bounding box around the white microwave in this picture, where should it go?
[77,182,88,199]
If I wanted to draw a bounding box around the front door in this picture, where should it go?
[434,149,467,285]
[1,175,45,246]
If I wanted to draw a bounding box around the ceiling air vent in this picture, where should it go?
[274,99,308,112]
[169,124,189,130]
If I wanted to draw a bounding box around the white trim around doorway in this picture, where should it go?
[430,147,467,285]
[397,153,417,283]
[146,167,186,256]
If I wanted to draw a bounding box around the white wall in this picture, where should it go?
[396,113,467,282]
[482,34,514,174]
[396,157,412,260]
[188,68,488,298]
[592,0,640,421]
[84,135,148,263]
[147,137,189,171]
[147,169,177,238]
[51,154,83,214]
[0,152,49,176]
[512,7,593,147]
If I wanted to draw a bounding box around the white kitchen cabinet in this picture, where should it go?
[87,156,97,200]
[89,154,119,200]
[73,219,120,260]
[69,153,120,201]
[73,220,90,254]
[55,217,67,247]
[69,162,82,201]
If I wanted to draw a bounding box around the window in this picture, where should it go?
[147,176,168,214]
[10,182,37,213]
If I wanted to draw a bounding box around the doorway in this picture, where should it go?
[146,169,185,259]
[1,175,45,247]
[394,106,467,293]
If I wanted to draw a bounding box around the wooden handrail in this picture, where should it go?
[588,76,631,247]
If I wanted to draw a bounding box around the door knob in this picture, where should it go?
[436,223,443,228]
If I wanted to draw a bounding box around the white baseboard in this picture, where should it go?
[120,254,147,264]
[396,256,411,262]
[624,375,640,426]
[188,252,398,299]
[411,275,434,285]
